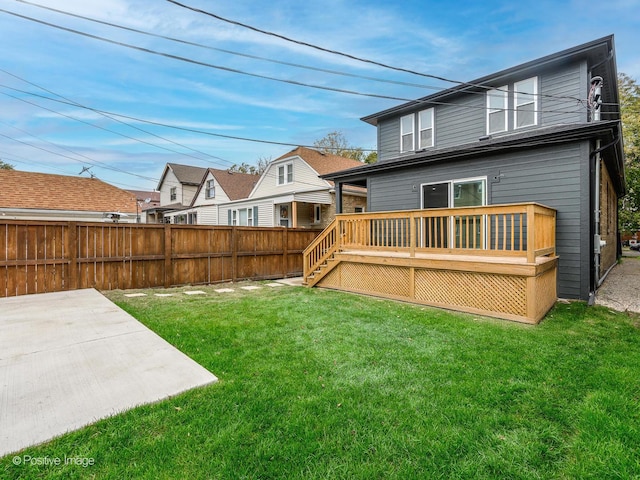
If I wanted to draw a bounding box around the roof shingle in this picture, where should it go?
[0,170,137,213]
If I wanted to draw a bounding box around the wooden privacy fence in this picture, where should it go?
[0,221,320,298]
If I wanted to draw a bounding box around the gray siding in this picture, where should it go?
[540,61,587,125]
[375,62,589,161]
[368,141,591,300]
[435,95,485,148]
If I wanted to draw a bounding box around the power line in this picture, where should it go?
[13,0,446,93]
[0,68,235,168]
[0,7,587,115]
[166,0,585,104]
[0,8,411,103]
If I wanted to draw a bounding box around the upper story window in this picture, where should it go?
[514,77,538,129]
[486,87,508,134]
[400,114,414,153]
[205,179,215,198]
[170,187,177,201]
[418,108,434,149]
[277,163,293,185]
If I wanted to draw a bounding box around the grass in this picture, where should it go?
[2,282,640,479]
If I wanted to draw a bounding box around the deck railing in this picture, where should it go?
[304,203,556,280]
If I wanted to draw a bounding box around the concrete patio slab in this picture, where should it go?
[240,286,261,291]
[214,288,234,293]
[595,253,640,313]
[184,290,206,295]
[0,289,217,457]
[275,277,304,287]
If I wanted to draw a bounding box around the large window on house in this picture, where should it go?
[418,108,434,149]
[400,114,414,153]
[205,179,215,198]
[486,87,508,134]
[170,187,177,201]
[514,77,538,129]
[230,207,258,226]
[277,163,293,185]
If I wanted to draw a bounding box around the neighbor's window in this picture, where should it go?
[313,204,321,224]
[232,207,257,226]
[277,163,293,185]
[418,108,434,149]
[205,179,215,198]
[486,86,508,134]
[514,77,538,128]
[170,187,177,201]
[400,113,414,153]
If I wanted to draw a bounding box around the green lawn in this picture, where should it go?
[3,283,640,479]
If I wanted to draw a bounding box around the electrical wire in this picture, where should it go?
[166,0,586,103]
[13,0,446,93]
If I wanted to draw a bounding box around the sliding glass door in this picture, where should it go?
[421,178,486,249]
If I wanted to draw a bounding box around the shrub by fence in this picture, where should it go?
[0,221,320,298]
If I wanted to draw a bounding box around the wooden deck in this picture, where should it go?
[303,204,558,324]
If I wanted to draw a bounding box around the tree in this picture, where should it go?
[313,130,376,163]
[228,157,270,176]
[0,159,14,170]
[618,73,640,234]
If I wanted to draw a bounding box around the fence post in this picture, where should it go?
[164,224,172,288]
[231,227,238,282]
[68,222,78,291]
[282,227,289,278]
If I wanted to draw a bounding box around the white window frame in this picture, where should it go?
[514,77,538,129]
[418,108,434,149]
[400,114,415,153]
[277,163,293,185]
[486,86,508,135]
[231,207,255,226]
[170,187,177,201]
[205,179,215,199]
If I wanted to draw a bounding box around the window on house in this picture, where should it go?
[418,108,434,149]
[187,213,197,225]
[205,180,215,198]
[354,206,365,213]
[230,207,258,226]
[514,77,538,129]
[312,204,322,224]
[277,163,293,185]
[486,87,508,134]
[170,187,177,201]
[400,114,414,153]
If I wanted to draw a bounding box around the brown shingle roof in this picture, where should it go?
[167,163,208,185]
[206,168,258,201]
[0,170,137,213]
[274,147,364,181]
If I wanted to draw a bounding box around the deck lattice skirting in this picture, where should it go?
[303,204,558,324]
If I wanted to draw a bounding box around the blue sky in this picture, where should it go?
[0,0,639,191]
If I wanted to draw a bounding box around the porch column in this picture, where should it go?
[335,182,343,214]
[291,201,297,228]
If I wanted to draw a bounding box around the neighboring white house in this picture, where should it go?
[219,147,367,228]
[168,168,257,225]
[146,163,207,223]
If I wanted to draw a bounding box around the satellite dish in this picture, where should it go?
[144,198,151,204]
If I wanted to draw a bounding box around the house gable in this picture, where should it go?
[367,36,616,163]
[157,163,207,207]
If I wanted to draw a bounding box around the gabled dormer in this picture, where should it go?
[364,35,618,162]
[157,163,207,207]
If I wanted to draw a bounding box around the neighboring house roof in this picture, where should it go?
[127,190,160,211]
[0,170,137,213]
[212,168,257,201]
[157,163,208,190]
[274,146,364,177]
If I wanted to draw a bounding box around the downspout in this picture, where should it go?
[587,76,603,305]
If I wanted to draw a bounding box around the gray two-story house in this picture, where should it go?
[316,35,625,311]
